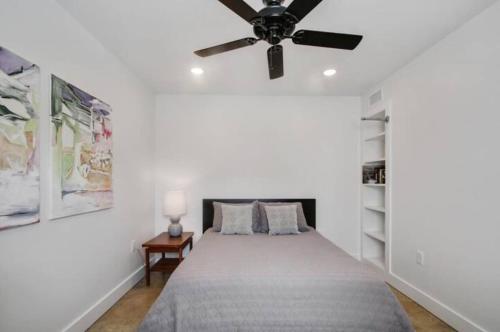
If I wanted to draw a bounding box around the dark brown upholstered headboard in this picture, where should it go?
[202,199,316,233]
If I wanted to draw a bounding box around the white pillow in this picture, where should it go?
[221,204,254,235]
[265,205,299,235]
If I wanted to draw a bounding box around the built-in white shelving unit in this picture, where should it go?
[361,93,391,274]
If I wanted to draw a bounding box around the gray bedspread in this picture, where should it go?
[139,229,413,332]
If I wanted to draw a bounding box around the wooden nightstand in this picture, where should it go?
[142,232,194,286]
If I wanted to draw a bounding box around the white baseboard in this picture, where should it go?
[62,263,147,332]
[387,272,488,332]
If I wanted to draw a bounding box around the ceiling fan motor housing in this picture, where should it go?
[253,1,297,45]
[263,0,284,5]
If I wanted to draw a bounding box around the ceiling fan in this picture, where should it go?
[194,0,363,80]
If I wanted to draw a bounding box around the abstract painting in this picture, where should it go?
[0,47,40,230]
[50,75,113,219]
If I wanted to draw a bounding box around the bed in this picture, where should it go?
[139,199,413,332]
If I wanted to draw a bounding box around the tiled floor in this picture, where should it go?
[88,273,455,332]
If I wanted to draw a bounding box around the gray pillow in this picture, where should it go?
[213,201,259,232]
[265,205,300,235]
[258,202,309,233]
[220,204,254,235]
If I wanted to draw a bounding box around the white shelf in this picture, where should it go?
[363,158,385,165]
[364,108,386,121]
[365,132,385,142]
[363,183,385,188]
[364,205,386,213]
[365,256,385,270]
[364,230,386,243]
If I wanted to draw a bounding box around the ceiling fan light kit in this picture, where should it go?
[194,0,363,80]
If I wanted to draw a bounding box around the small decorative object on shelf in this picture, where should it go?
[163,190,187,237]
[379,169,386,184]
[363,165,386,184]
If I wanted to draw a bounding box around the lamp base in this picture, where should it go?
[168,217,183,237]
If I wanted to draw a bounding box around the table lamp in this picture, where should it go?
[163,190,186,237]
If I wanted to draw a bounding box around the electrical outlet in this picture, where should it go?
[416,250,425,266]
[130,240,136,253]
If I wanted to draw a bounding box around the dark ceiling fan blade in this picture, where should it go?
[194,38,258,57]
[285,0,323,23]
[292,30,363,50]
[267,45,284,80]
[218,0,258,23]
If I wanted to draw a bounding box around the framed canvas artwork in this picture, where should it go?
[0,46,40,231]
[50,75,113,219]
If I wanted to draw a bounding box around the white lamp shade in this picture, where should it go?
[163,191,187,217]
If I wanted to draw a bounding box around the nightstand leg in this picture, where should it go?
[178,247,183,263]
[145,248,150,286]
[189,238,193,251]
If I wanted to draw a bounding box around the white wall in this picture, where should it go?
[155,95,361,257]
[363,2,500,331]
[0,1,155,331]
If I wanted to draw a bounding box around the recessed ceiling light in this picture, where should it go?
[323,69,337,77]
[191,67,204,75]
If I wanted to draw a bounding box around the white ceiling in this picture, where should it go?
[57,0,496,96]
